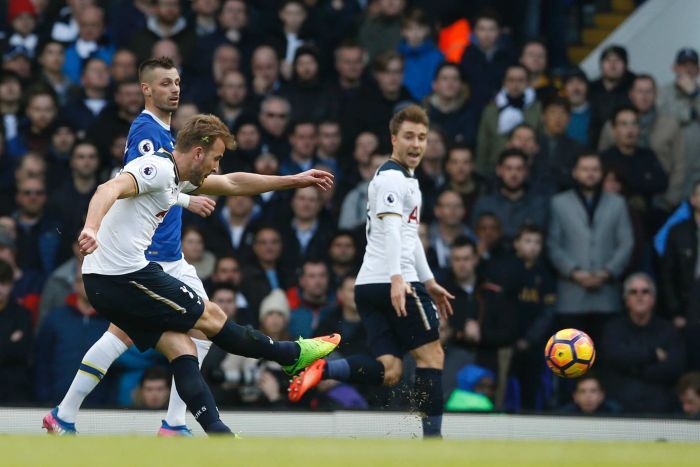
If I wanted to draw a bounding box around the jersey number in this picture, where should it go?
[408,206,419,224]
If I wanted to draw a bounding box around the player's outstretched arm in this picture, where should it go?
[193,169,334,196]
[79,174,138,255]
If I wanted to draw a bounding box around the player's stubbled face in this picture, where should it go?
[150,68,180,113]
[392,121,427,170]
[192,138,225,185]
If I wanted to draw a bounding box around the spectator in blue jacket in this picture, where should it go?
[62,6,115,83]
[34,273,110,405]
[397,8,443,102]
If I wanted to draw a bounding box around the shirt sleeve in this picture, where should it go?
[374,171,406,218]
[123,156,172,194]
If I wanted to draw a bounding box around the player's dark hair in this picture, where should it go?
[497,148,528,166]
[389,104,429,136]
[140,366,171,387]
[138,56,176,82]
[515,224,544,240]
[451,235,477,252]
[611,105,638,126]
[677,371,700,397]
[176,113,237,151]
[0,259,13,284]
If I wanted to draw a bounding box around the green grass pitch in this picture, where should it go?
[2,436,698,467]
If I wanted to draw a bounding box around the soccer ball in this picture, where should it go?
[544,328,595,378]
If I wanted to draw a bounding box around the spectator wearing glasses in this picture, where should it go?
[258,95,291,159]
[600,273,685,414]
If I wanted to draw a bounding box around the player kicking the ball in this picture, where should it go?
[73,114,338,435]
[288,105,454,438]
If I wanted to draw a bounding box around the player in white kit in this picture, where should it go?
[288,105,454,438]
[74,114,340,435]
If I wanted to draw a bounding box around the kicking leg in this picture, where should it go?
[156,331,230,435]
[44,324,131,434]
[411,340,445,438]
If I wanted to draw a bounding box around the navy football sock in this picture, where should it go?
[211,320,299,365]
[170,355,231,434]
[414,368,443,438]
[324,355,384,385]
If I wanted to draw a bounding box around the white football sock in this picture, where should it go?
[163,338,212,427]
[57,331,128,423]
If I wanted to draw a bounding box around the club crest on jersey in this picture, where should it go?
[141,164,157,180]
[138,139,154,155]
[383,192,398,207]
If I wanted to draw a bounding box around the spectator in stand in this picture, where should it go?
[63,6,115,83]
[397,8,443,102]
[506,123,540,173]
[132,367,170,409]
[0,231,43,324]
[171,101,199,133]
[315,274,368,357]
[677,372,700,419]
[279,187,335,279]
[357,0,405,62]
[272,0,312,81]
[51,0,95,44]
[504,225,555,410]
[181,226,216,281]
[338,130,379,205]
[16,87,58,158]
[3,0,39,58]
[474,212,507,274]
[191,0,220,38]
[471,149,548,242]
[207,0,261,73]
[327,231,357,289]
[38,240,82,326]
[48,141,99,259]
[3,45,33,81]
[280,120,318,176]
[107,0,151,49]
[35,273,110,405]
[250,45,282,101]
[417,128,448,211]
[258,95,291,159]
[658,48,700,199]
[239,227,286,326]
[13,176,62,276]
[559,374,621,415]
[548,153,633,344]
[316,120,342,178]
[63,57,110,137]
[661,180,700,330]
[185,43,241,109]
[0,258,33,404]
[429,190,475,269]
[280,45,337,123]
[331,40,369,142]
[0,71,23,159]
[110,49,138,82]
[459,9,513,115]
[339,152,386,232]
[439,145,487,218]
[129,0,196,62]
[563,67,592,148]
[288,259,334,339]
[533,97,583,196]
[519,39,557,103]
[88,80,144,162]
[425,63,477,147]
[211,70,250,132]
[477,64,542,176]
[203,194,257,260]
[588,45,636,146]
[600,273,685,413]
[599,74,685,209]
[36,41,77,107]
[600,106,668,225]
[346,51,414,153]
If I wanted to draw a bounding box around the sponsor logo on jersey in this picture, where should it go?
[383,192,398,207]
[140,164,157,180]
[138,139,154,155]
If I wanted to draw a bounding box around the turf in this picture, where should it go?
[2,436,698,467]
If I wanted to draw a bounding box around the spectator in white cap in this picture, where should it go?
[259,289,291,342]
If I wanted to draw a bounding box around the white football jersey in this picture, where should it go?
[356,160,422,285]
[82,151,197,275]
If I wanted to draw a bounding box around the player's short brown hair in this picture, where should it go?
[175,114,237,152]
[138,56,176,82]
[389,105,429,136]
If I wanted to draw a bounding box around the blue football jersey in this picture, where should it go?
[124,111,182,262]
